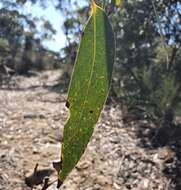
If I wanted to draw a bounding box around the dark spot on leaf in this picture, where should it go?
[65,101,70,108]
[89,110,93,114]
[82,31,84,37]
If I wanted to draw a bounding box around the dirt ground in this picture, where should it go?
[0,70,180,190]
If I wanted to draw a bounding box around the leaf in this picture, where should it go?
[59,2,115,182]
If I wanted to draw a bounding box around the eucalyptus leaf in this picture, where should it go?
[59,2,115,182]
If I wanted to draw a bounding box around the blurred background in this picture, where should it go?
[0,0,180,121]
[0,0,181,190]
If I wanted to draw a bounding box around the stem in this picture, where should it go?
[102,0,106,9]
[168,46,178,71]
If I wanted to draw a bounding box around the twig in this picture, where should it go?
[30,163,38,190]
[41,178,57,190]
[168,46,178,71]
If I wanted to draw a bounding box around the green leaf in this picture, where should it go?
[59,3,115,182]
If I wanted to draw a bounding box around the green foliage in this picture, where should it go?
[136,64,179,118]
[109,0,181,125]
[58,0,181,128]
[0,3,60,76]
[59,3,115,182]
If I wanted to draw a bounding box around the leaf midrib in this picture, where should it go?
[63,7,97,151]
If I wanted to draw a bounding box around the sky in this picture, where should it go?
[0,0,87,53]
[22,1,67,52]
[2,1,180,51]
[22,0,88,52]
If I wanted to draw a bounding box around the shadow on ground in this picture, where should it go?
[123,110,181,190]
[0,70,70,93]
